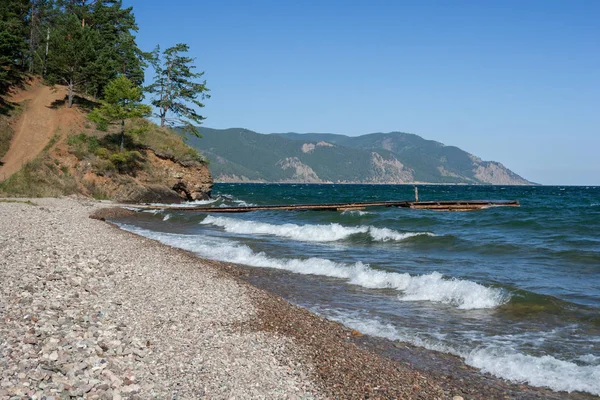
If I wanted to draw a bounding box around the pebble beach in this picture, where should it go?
[0,198,589,399]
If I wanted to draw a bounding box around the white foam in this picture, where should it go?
[200,216,433,243]
[162,214,171,221]
[148,199,218,207]
[466,347,600,395]
[321,311,600,396]
[577,354,600,365]
[116,224,507,310]
[398,272,508,309]
[233,200,256,207]
[142,209,163,215]
[341,209,372,216]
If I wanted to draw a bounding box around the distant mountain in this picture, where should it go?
[184,128,533,185]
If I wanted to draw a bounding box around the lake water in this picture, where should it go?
[114,183,600,396]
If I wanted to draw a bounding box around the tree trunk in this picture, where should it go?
[29,2,35,73]
[67,79,74,108]
[161,66,171,127]
[43,27,49,78]
[120,119,125,152]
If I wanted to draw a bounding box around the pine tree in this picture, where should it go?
[88,75,151,152]
[26,0,59,77]
[85,0,145,97]
[46,12,98,107]
[146,43,210,137]
[0,0,29,94]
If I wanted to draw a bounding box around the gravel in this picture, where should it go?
[0,198,321,399]
[1,197,581,400]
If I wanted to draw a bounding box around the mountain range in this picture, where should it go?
[184,128,533,185]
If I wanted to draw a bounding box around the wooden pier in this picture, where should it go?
[130,199,519,213]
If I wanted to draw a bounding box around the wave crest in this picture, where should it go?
[201,216,433,243]
[323,312,600,396]
[117,224,508,310]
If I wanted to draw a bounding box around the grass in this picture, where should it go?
[0,153,79,198]
[43,131,62,152]
[0,102,24,161]
[128,118,205,164]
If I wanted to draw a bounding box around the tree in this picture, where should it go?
[85,0,145,97]
[146,43,210,137]
[0,0,29,94]
[46,13,98,107]
[26,0,61,78]
[88,75,150,152]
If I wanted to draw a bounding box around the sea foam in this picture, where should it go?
[117,224,507,310]
[466,347,600,395]
[323,311,600,396]
[201,215,433,243]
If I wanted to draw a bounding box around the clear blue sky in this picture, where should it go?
[123,0,599,185]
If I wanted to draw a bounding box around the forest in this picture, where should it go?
[0,0,209,133]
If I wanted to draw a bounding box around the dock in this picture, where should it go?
[131,200,519,213]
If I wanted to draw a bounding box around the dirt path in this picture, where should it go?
[0,84,68,180]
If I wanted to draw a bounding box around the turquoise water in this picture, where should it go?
[115,184,600,396]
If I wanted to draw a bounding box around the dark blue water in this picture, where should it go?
[115,184,600,396]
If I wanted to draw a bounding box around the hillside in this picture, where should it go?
[0,81,213,202]
[186,128,533,185]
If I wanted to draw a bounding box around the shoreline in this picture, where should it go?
[1,198,592,399]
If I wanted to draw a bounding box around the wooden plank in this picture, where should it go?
[129,200,519,213]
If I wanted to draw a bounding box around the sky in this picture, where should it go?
[123,0,599,185]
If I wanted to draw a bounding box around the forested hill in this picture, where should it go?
[187,128,533,185]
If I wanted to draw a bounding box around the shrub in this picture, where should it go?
[95,147,111,159]
[67,133,101,160]
[91,158,116,176]
[109,151,143,174]
[127,118,204,164]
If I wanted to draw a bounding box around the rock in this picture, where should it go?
[120,384,141,395]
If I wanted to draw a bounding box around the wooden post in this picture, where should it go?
[414,186,419,202]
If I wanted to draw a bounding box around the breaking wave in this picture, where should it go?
[117,224,508,310]
[200,216,434,243]
[322,312,600,396]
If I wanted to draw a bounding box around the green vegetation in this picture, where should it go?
[0,102,23,160]
[62,118,204,179]
[0,151,78,197]
[0,0,28,94]
[188,128,532,185]
[108,150,142,174]
[0,0,146,101]
[43,131,61,151]
[88,76,151,151]
[140,121,204,164]
[146,43,210,137]
[0,0,212,201]
[67,132,100,159]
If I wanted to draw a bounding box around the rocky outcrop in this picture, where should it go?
[369,152,414,183]
[472,161,531,185]
[301,142,334,154]
[301,143,315,154]
[276,157,323,183]
[147,152,213,201]
[77,150,213,204]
